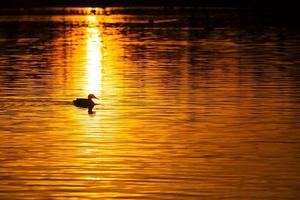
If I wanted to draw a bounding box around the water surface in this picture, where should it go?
[0,7,300,199]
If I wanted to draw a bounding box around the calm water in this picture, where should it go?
[0,7,300,199]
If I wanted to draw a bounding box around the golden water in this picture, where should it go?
[0,7,300,199]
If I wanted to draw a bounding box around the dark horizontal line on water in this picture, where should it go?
[0,192,204,200]
[0,153,218,161]
[0,193,147,200]
[246,140,300,144]
[0,99,72,106]
[0,175,239,184]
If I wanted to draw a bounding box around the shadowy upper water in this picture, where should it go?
[0,7,300,200]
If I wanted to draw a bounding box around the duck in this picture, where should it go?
[73,94,98,108]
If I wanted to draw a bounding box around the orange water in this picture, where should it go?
[0,7,300,199]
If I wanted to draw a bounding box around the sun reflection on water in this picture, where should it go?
[86,15,102,96]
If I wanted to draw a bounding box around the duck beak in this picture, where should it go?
[94,96,98,99]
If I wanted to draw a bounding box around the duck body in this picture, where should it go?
[73,98,95,108]
[73,94,98,108]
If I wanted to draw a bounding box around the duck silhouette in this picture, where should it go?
[73,94,98,108]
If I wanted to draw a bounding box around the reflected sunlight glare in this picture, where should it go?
[86,15,102,96]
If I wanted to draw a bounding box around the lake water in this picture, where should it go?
[0,7,300,199]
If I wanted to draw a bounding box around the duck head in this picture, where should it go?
[88,94,98,100]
